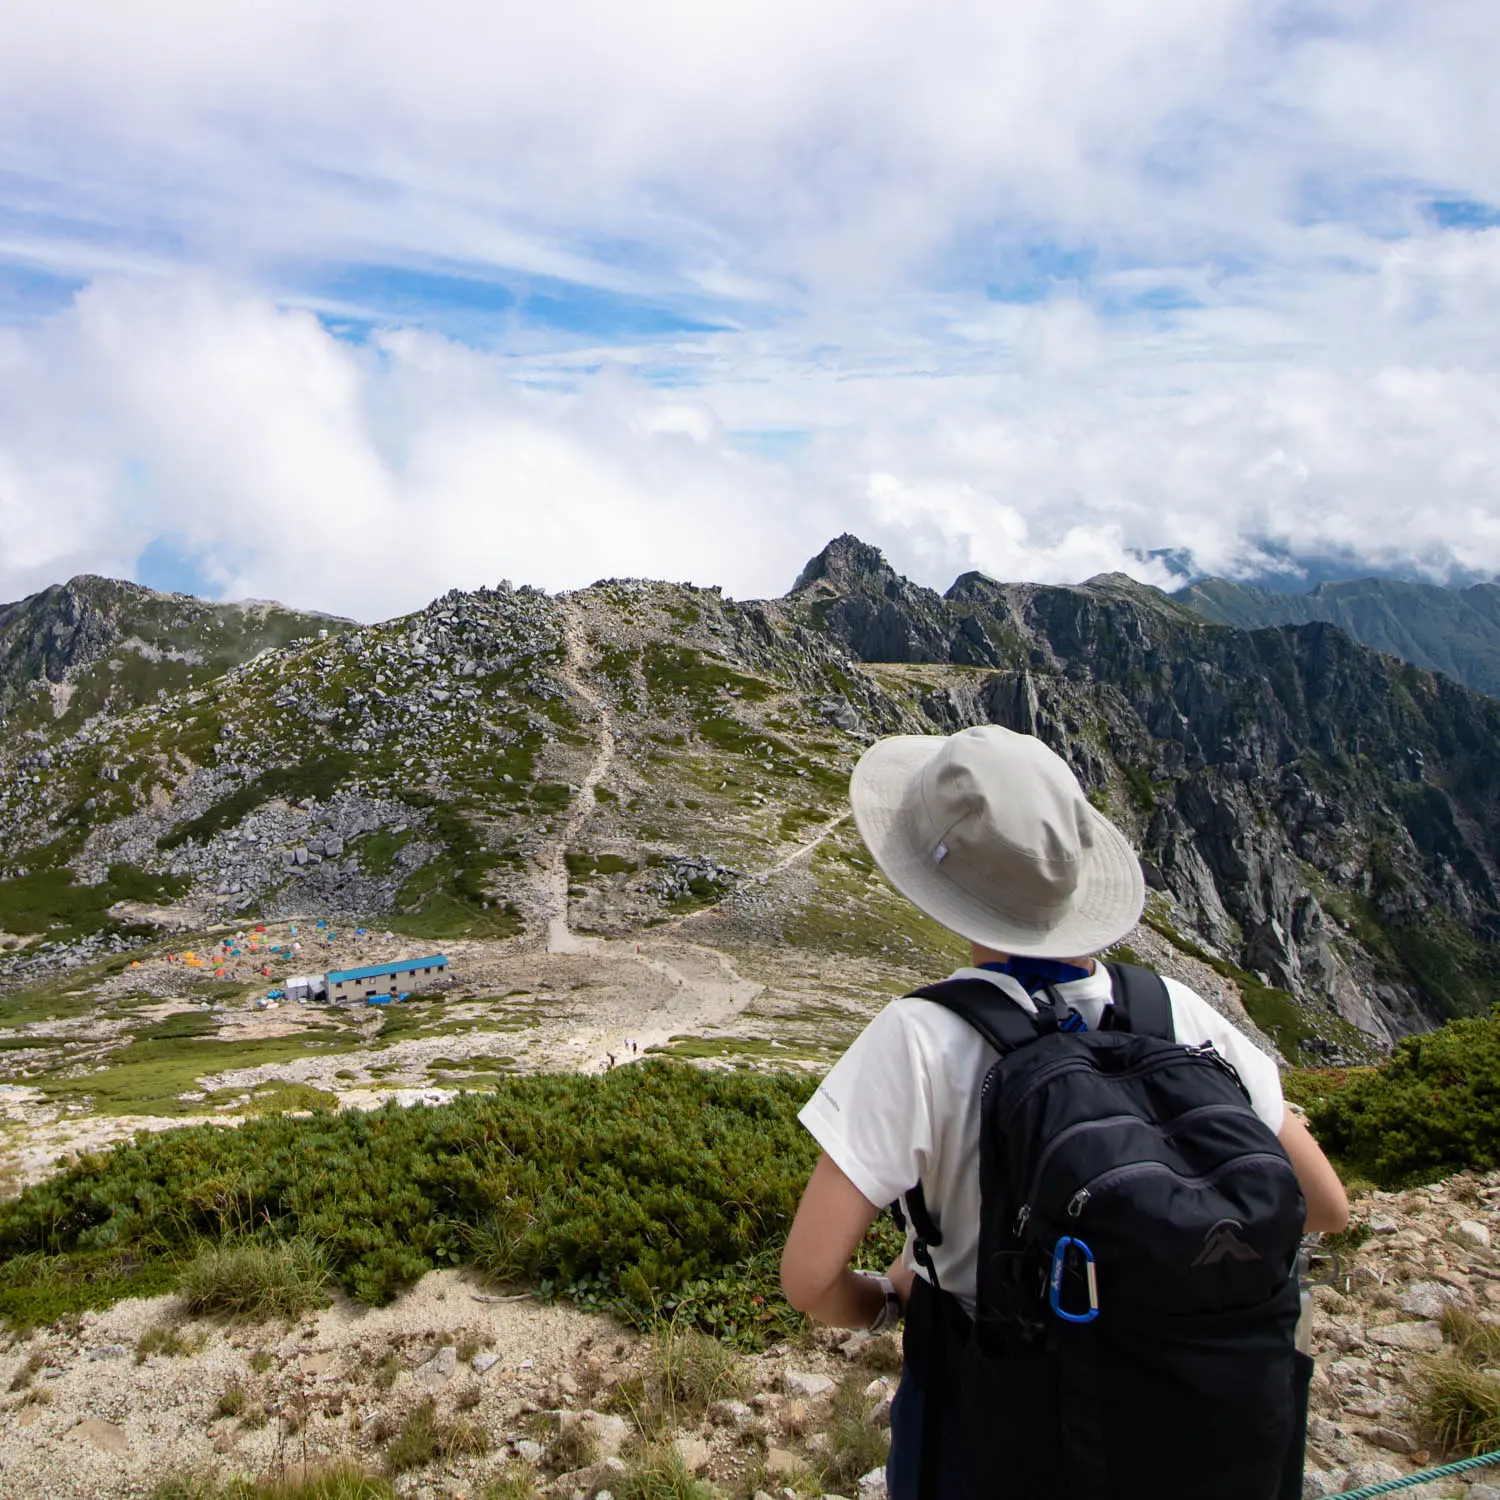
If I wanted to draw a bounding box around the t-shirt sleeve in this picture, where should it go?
[797,1000,936,1208]
[1163,977,1286,1135]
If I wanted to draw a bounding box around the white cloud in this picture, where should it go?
[1,3,1499,608]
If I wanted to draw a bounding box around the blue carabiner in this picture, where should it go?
[1050,1236,1100,1324]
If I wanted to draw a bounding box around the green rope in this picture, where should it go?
[1321,1447,1500,1499]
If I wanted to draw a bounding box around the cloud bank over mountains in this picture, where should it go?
[0,0,1497,618]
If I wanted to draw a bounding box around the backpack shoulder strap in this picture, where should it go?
[906,976,1048,1056]
[1104,962,1175,1041]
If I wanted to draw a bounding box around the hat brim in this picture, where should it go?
[849,735,1145,960]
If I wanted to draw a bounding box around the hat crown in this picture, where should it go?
[913,728,1098,922]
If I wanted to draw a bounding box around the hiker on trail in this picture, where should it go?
[780,726,1349,1500]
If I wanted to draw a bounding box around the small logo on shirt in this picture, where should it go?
[816,1084,841,1113]
[1190,1219,1261,1267]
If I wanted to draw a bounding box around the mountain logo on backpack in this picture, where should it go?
[1191,1218,1263,1266]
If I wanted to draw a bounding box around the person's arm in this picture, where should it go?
[780,1154,895,1328]
[1278,1110,1349,1233]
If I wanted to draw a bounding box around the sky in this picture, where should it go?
[0,0,1498,621]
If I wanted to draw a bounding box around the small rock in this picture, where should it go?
[1399,1281,1466,1319]
[1361,1426,1418,1455]
[472,1352,501,1374]
[513,1439,545,1464]
[709,1399,756,1432]
[1340,1462,1402,1490]
[416,1345,457,1383]
[1468,1486,1500,1500]
[300,1353,333,1377]
[675,1436,712,1473]
[1369,1320,1445,1352]
[785,1370,836,1398]
[41,1366,64,1379]
[1456,1220,1492,1249]
[1306,1417,1339,1448]
[1369,1215,1399,1234]
[69,1418,130,1456]
[583,1411,631,1458]
[764,1448,803,1479]
[564,1457,627,1498]
[858,1471,889,1500]
[1301,1469,1334,1500]
[90,1345,130,1361]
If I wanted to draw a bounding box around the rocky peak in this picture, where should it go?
[788,533,898,595]
[785,542,1500,1043]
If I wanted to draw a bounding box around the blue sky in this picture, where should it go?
[0,0,1497,619]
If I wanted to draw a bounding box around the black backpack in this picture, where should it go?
[895,963,1311,1500]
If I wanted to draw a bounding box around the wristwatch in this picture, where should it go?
[865,1273,902,1334]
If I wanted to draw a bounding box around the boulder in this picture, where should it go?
[415,1345,457,1383]
[558,1456,627,1499]
[675,1436,712,1473]
[1360,1425,1418,1455]
[785,1370,835,1398]
[709,1399,756,1433]
[1456,1220,1492,1249]
[1369,1321,1444,1352]
[1398,1281,1466,1319]
[764,1448,803,1479]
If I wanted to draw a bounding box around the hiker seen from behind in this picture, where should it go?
[780,726,1349,1500]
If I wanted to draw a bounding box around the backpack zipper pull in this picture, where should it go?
[1067,1188,1090,1218]
[1014,1204,1031,1237]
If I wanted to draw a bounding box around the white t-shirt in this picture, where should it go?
[798,966,1286,1315]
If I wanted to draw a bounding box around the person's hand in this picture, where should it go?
[885,1254,915,1309]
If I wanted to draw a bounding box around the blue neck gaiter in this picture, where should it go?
[979,956,1093,995]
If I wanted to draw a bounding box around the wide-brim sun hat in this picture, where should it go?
[849,725,1145,959]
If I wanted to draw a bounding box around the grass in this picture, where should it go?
[482,1466,541,1500]
[215,1380,249,1418]
[239,1082,340,1115]
[0,863,188,943]
[151,1464,394,1500]
[1416,1315,1500,1458]
[784,832,968,970]
[614,1445,719,1500]
[605,1320,751,1439]
[543,1420,597,1474]
[8,1348,45,1390]
[353,828,413,877]
[381,1395,491,1474]
[178,1236,331,1320]
[136,1322,204,1361]
[36,1026,359,1117]
[818,1374,892,1493]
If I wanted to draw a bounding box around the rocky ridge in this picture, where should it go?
[2,540,1499,1061]
[1176,575,1500,701]
[778,535,1500,1048]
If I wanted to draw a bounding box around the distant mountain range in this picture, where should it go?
[3,541,1499,1060]
[1174,577,1500,700]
